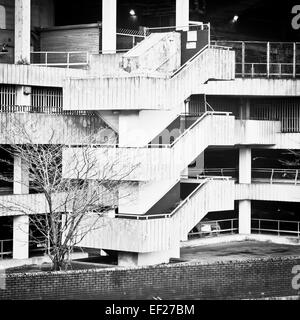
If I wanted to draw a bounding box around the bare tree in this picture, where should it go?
[278,149,300,167]
[0,115,138,271]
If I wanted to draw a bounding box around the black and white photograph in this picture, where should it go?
[0,0,300,308]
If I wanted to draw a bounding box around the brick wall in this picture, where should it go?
[1,256,300,300]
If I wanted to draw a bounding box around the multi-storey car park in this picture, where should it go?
[0,0,300,267]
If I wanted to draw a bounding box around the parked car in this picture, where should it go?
[194,221,221,237]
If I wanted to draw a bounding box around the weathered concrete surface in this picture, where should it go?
[0,113,116,144]
[121,32,181,73]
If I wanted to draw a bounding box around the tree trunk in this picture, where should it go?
[53,256,63,271]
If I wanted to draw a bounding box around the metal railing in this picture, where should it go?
[145,23,210,37]
[188,218,238,238]
[252,218,300,237]
[194,168,237,178]
[0,239,13,259]
[148,111,232,148]
[115,31,145,51]
[116,177,210,220]
[252,168,300,185]
[170,43,232,78]
[235,62,300,78]
[115,176,231,221]
[211,40,300,78]
[68,111,230,149]
[0,104,95,116]
[182,174,232,181]
[31,51,90,68]
[189,168,300,185]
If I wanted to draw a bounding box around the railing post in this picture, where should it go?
[293,42,296,78]
[251,63,254,77]
[143,27,148,38]
[270,169,274,184]
[132,35,135,48]
[208,23,211,47]
[298,222,300,238]
[231,219,233,234]
[45,52,48,66]
[296,169,299,185]
[242,41,245,77]
[67,52,70,69]
[258,219,261,234]
[279,63,282,77]
[267,42,270,77]
[278,220,280,236]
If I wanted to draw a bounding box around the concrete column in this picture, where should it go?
[176,0,189,31]
[15,86,31,107]
[238,200,251,234]
[118,245,180,267]
[13,215,29,259]
[240,98,250,120]
[14,0,31,64]
[238,147,251,234]
[102,0,117,54]
[239,147,251,184]
[13,155,29,195]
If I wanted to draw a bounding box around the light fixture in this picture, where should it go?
[232,15,239,23]
[129,9,136,16]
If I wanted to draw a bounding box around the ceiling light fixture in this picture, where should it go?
[232,15,239,23]
[129,9,136,16]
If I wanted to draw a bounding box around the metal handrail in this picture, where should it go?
[188,218,238,237]
[252,168,300,173]
[252,168,300,185]
[31,51,89,54]
[252,218,300,237]
[145,23,210,32]
[31,51,89,68]
[171,44,209,78]
[0,104,95,116]
[68,111,232,149]
[195,168,236,174]
[116,177,211,220]
[161,111,231,148]
[212,40,300,78]
[0,239,13,258]
[190,167,300,185]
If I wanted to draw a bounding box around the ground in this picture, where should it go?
[180,240,300,263]
[2,239,300,273]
